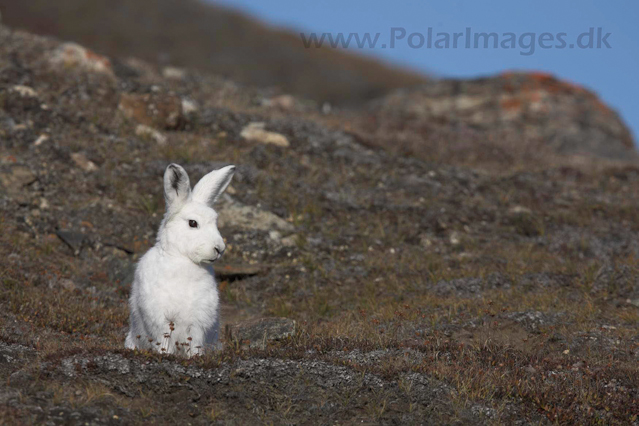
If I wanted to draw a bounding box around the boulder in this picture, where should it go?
[49,42,113,76]
[240,122,290,147]
[367,72,635,160]
[217,196,294,233]
[118,92,184,130]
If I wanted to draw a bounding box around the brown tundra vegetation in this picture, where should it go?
[0,6,638,425]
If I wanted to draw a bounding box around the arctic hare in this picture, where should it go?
[125,163,235,357]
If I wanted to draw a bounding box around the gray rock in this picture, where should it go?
[502,311,567,333]
[0,165,36,197]
[217,196,294,233]
[227,317,296,349]
[8,369,33,386]
[434,277,482,297]
[56,230,85,256]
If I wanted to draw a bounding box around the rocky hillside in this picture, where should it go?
[1,25,639,425]
[0,0,426,105]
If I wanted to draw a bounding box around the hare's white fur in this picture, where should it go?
[125,163,235,357]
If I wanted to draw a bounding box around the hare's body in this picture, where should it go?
[125,248,220,356]
[125,163,235,357]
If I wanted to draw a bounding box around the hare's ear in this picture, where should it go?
[192,165,235,206]
[164,163,191,209]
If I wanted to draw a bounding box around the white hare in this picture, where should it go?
[125,163,235,357]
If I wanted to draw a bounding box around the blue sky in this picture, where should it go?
[211,0,639,145]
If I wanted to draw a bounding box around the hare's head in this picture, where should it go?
[158,163,235,264]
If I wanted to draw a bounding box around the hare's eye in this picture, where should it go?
[188,220,198,228]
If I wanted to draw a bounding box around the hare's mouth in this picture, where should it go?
[203,258,217,264]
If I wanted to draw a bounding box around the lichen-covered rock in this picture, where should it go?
[240,122,290,147]
[49,42,113,76]
[365,72,635,160]
[217,195,294,233]
[118,92,184,130]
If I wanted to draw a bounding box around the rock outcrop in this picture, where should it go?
[356,72,635,162]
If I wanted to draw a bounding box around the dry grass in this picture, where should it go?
[0,25,638,423]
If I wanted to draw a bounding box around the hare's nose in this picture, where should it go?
[214,246,225,257]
